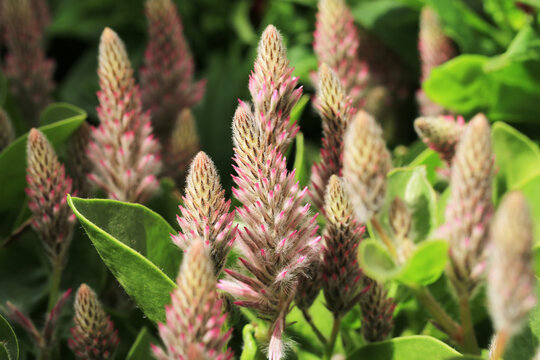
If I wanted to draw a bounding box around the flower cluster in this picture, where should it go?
[414,115,464,165]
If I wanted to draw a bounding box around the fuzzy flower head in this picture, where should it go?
[444,114,494,295]
[248,25,302,154]
[389,197,414,263]
[360,278,395,342]
[25,129,76,263]
[220,104,320,360]
[153,239,233,360]
[488,191,536,337]
[322,175,366,317]
[0,108,15,152]
[88,27,161,204]
[310,64,354,211]
[171,151,237,276]
[414,115,464,165]
[140,0,205,140]
[343,111,392,223]
[313,0,369,108]
[1,0,54,126]
[68,284,119,360]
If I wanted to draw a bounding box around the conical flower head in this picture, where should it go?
[322,175,366,317]
[68,284,119,360]
[153,239,233,360]
[26,129,75,263]
[140,0,205,141]
[360,278,395,342]
[0,108,15,151]
[171,151,236,276]
[313,0,369,108]
[220,104,320,360]
[488,191,536,337]
[414,115,464,165]
[389,197,414,263]
[445,114,494,295]
[248,25,302,154]
[88,27,161,204]
[343,111,392,223]
[310,64,354,211]
[67,122,93,197]
[1,0,54,126]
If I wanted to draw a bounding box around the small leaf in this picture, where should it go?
[358,239,400,282]
[397,240,448,286]
[126,327,157,360]
[0,314,18,360]
[240,324,261,360]
[67,196,177,323]
[346,335,461,360]
[290,94,310,126]
[409,149,444,186]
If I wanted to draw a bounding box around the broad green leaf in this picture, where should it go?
[485,25,540,71]
[126,327,157,360]
[381,167,438,243]
[293,132,309,188]
[409,149,444,186]
[519,175,540,242]
[0,105,86,238]
[492,122,540,197]
[397,240,448,286]
[0,314,18,360]
[67,196,177,323]
[39,102,87,126]
[347,335,461,360]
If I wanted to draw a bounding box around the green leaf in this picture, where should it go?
[534,244,540,276]
[126,327,157,360]
[485,25,540,71]
[0,104,86,238]
[518,175,540,242]
[293,132,309,188]
[346,335,461,360]
[290,94,310,126]
[409,149,444,186]
[484,0,528,33]
[396,240,448,286]
[492,122,540,197]
[358,239,400,281]
[0,314,18,360]
[240,324,261,360]
[67,196,177,323]
[381,167,438,243]
[39,102,87,126]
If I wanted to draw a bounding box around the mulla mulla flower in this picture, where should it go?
[88,27,161,204]
[389,196,414,263]
[416,6,455,116]
[152,239,233,360]
[140,0,205,141]
[414,115,464,166]
[68,284,119,360]
[1,0,54,126]
[360,278,395,342]
[171,151,237,276]
[310,64,354,211]
[488,192,536,360]
[0,108,15,151]
[313,0,369,108]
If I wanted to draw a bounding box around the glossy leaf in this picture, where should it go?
[39,102,87,126]
[67,196,177,323]
[0,314,18,360]
[126,327,156,360]
[347,335,461,360]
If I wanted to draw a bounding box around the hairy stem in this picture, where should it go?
[47,259,62,311]
[490,329,509,360]
[371,217,398,259]
[458,293,480,354]
[301,308,328,345]
[324,316,341,360]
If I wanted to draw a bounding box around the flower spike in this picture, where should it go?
[414,115,464,165]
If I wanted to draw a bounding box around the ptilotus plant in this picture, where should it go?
[26,129,76,307]
[1,0,54,125]
[389,196,414,263]
[140,0,205,141]
[310,64,354,211]
[153,239,233,360]
[360,278,395,342]
[221,105,320,359]
[5,289,71,360]
[68,284,119,360]
[171,151,236,276]
[416,6,455,117]
[67,122,93,197]
[88,27,161,204]
[0,108,15,151]
[414,115,465,166]
[488,192,536,360]
[313,0,369,108]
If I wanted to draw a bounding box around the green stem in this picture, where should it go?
[458,293,480,355]
[47,259,62,311]
[410,285,462,342]
[324,316,341,360]
[301,308,327,345]
[371,217,398,259]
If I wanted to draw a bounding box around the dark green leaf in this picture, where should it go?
[67,196,177,323]
[346,335,461,360]
[126,327,157,360]
[39,103,87,126]
[0,314,18,360]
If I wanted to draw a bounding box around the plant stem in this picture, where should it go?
[458,293,480,355]
[490,329,509,360]
[47,259,62,311]
[301,308,327,345]
[324,316,341,360]
[409,285,462,342]
[371,217,398,259]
